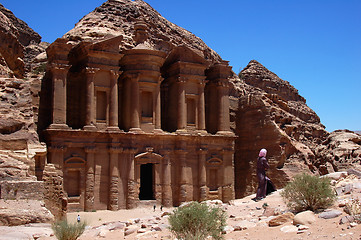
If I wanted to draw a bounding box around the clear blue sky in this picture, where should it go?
[2,0,360,132]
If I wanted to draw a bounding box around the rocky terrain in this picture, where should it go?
[0,171,360,239]
[0,0,360,232]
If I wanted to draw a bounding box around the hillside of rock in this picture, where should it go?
[0,3,47,78]
[0,4,47,182]
[63,0,221,63]
[231,60,330,197]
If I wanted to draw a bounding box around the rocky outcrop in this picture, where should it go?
[0,199,53,226]
[315,130,361,173]
[0,4,46,78]
[231,60,329,197]
[63,0,221,63]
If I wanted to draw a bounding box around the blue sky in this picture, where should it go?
[2,0,360,132]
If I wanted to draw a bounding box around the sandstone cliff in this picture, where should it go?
[0,0,359,201]
[0,3,47,78]
[0,4,47,182]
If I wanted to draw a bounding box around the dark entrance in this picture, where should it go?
[139,163,155,200]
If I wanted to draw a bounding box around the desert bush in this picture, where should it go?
[281,173,336,212]
[52,220,86,240]
[168,201,227,240]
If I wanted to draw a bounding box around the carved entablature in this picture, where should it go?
[205,60,232,85]
[68,35,123,70]
[46,38,73,64]
[135,150,163,165]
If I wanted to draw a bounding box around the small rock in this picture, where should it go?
[297,225,309,231]
[137,228,147,233]
[222,225,234,234]
[323,172,347,180]
[98,229,108,237]
[350,222,358,227]
[268,212,294,227]
[318,210,342,219]
[293,210,316,225]
[124,225,139,236]
[161,211,171,217]
[263,207,276,217]
[339,215,355,224]
[280,225,298,233]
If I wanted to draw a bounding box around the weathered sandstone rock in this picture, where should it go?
[268,212,294,227]
[293,210,316,225]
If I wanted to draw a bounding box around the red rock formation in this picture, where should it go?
[0,3,44,78]
[63,0,222,63]
[231,60,329,197]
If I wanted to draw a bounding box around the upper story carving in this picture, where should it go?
[44,26,234,136]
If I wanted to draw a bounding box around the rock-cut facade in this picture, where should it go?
[39,22,235,211]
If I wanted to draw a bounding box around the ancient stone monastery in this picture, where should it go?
[41,22,235,211]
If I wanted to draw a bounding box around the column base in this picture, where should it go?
[129,127,143,133]
[216,130,235,136]
[106,126,121,132]
[196,130,208,135]
[49,123,69,130]
[176,129,187,134]
[83,124,97,131]
[152,128,164,134]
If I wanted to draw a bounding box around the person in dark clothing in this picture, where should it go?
[254,148,270,201]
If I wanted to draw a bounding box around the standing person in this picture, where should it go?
[253,148,270,201]
[77,214,81,223]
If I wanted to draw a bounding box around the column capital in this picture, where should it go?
[110,69,120,79]
[124,147,138,154]
[84,67,100,75]
[49,63,70,72]
[176,76,187,84]
[197,148,208,154]
[85,146,96,153]
[109,146,123,153]
[48,145,67,152]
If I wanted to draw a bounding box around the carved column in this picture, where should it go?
[130,74,141,131]
[127,148,137,209]
[84,67,98,130]
[221,148,235,203]
[217,81,231,134]
[154,80,162,131]
[177,77,186,131]
[198,148,208,201]
[161,150,172,207]
[198,80,206,132]
[108,70,120,131]
[49,64,70,129]
[85,146,96,211]
[177,149,188,203]
[109,146,122,210]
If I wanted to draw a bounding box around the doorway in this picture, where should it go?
[139,163,155,200]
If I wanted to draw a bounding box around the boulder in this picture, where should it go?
[268,212,295,227]
[124,225,139,236]
[322,172,347,181]
[318,210,342,219]
[293,210,316,225]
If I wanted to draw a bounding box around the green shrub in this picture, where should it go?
[168,201,227,240]
[52,220,86,240]
[281,173,336,213]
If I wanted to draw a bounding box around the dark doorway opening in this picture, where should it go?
[139,163,155,200]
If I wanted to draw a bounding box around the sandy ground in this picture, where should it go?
[1,190,360,240]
